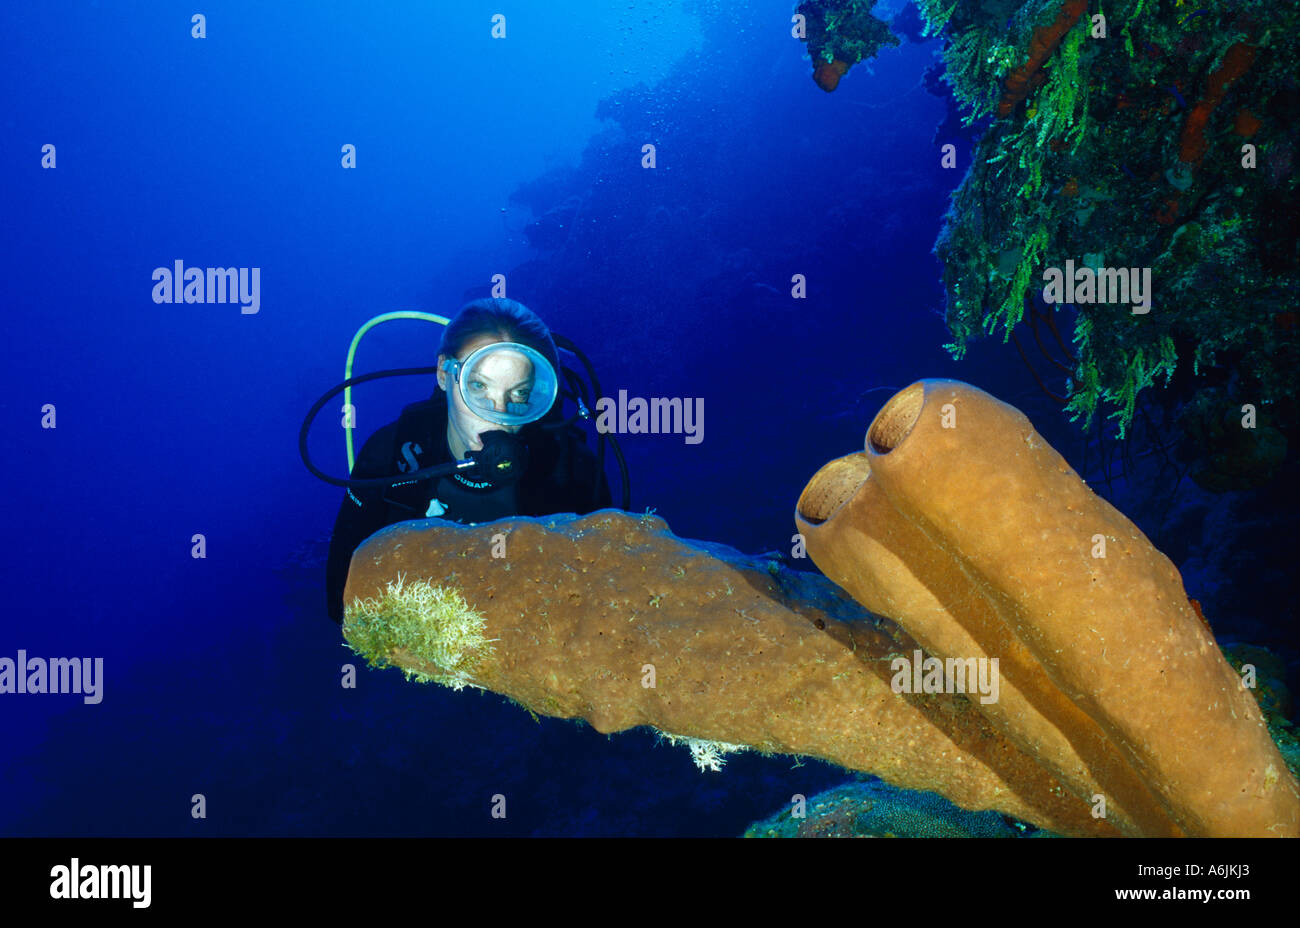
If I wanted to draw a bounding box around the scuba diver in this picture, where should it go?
[313,297,619,625]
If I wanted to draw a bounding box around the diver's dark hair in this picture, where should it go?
[439,297,560,373]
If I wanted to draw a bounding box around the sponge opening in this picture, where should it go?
[796,453,871,526]
[868,382,925,454]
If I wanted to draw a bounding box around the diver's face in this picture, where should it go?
[437,336,535,456]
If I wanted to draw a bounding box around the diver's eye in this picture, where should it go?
[468,380,487,393]
[511,389,531,402]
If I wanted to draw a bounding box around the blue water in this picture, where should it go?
[2,0,1294,837]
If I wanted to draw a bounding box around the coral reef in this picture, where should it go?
[796,0,900,91]
[795,380,1300,837]
[1175,385,1288,492]
[1179,42,1258,165]
[823,0,1300,485]
[745,779,1036,838]
[997,0,1088,118]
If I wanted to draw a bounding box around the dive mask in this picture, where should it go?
[441,341,558,427]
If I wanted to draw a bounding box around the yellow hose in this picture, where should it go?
[344,312,450,472]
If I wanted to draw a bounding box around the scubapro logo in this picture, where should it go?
[398,441,423,473]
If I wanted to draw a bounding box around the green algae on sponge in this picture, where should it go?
[343,573,494,691]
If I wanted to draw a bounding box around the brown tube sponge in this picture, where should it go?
[797,380,1299,837]
[343,511,1117,835]
[797,451,1181,837]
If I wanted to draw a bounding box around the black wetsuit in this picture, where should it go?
[325,392,611,623]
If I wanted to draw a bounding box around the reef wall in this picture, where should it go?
[802,0,1298,486]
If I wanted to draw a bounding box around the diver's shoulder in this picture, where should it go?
[387,395,446,438]
[356,419,401,461]
[397,395,446,422]
[356,397,444,461]
[550,419,594,447]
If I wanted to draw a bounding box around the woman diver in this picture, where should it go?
[323,297,612,624]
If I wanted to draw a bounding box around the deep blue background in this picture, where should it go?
[2,0,1294,836]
